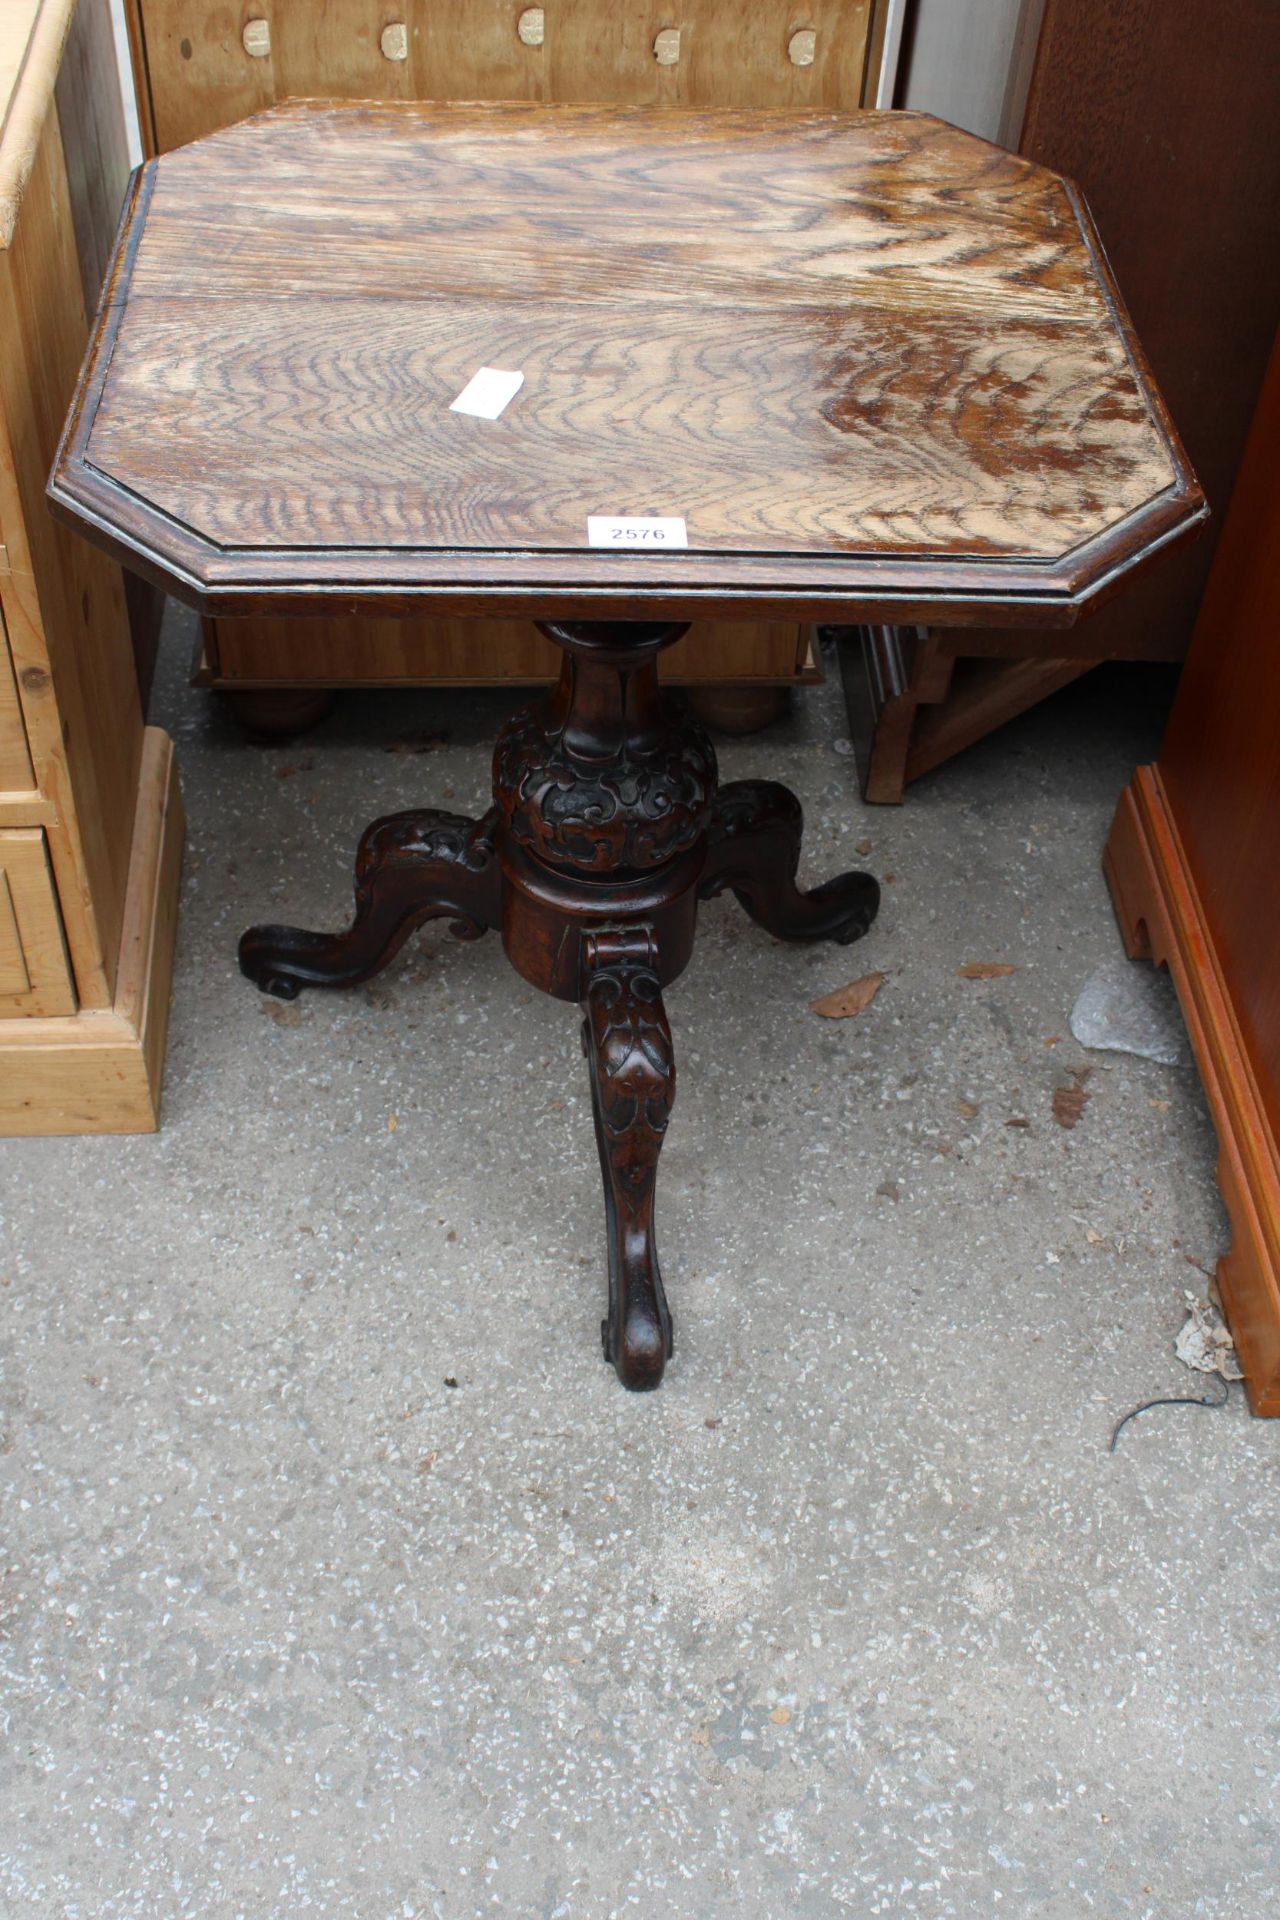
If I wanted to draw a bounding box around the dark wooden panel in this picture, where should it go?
[1103,334,1280,1413]
[1160,331,1280,1142]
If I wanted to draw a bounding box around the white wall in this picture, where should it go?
[899,0,1044,145]
[874,0,913,107]
[107,0,141,163]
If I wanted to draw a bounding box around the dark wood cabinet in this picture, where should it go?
[1105,330,1280,1415]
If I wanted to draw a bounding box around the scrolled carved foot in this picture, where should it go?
[580,926,676,1391]
[699,780,879,946]
[239,808,501,998]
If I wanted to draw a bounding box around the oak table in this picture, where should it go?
[51,103,1204,1388]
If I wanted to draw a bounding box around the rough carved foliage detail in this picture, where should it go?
[358,806,496,873]
[354,808,498,940]
[494,705,716,874]
[584,928,675,1187]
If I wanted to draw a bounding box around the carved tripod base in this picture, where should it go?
[239,621,879,1389]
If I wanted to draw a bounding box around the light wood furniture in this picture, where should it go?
[844,0,1280,801]
[122,0,889,713]
[125,0,885,146]
[53,102,1202,1385]
[1105,331,1280,1417]
[0,0,183,1135]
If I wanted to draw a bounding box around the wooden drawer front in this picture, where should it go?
[207,613,807,686]
[132,2,877,152]
[0,604,35,792]
[0,830,76,1017]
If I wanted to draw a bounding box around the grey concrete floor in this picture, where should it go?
[2,624,1277,1920]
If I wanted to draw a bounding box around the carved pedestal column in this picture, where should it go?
[239,618,879,1389]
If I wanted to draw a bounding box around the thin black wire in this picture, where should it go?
[1110,1371,1232,1453]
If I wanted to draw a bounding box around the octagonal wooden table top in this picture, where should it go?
[51,100,1204,625]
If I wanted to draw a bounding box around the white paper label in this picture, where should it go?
[587,515,688,549]
[449,367,524,419]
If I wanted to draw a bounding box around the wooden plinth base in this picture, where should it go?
[1104,765,1280,1415]
[0,728,185,1134]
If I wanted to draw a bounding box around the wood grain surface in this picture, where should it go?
[0,604,35,791]
[0,826,75,1014]
[53,101,1204,624]
[0,727,184,1133]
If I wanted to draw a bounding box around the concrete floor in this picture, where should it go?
[2,627,1277,1919]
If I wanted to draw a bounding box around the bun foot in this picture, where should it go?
[602,1300,671,1393]
[238,938,308,999]
[790,869,882,945]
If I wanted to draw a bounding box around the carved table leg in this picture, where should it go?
[581,926,676,1391]
[699,780,880,945]
[239,808,500,999]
